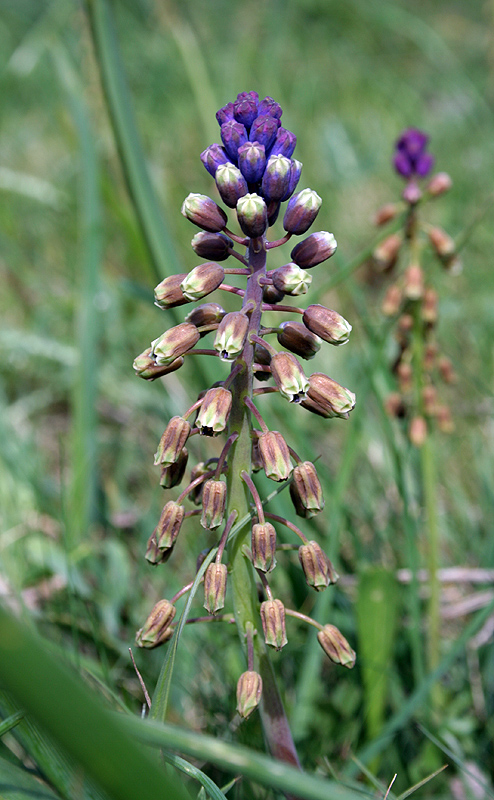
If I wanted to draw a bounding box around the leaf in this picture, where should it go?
[0,754,61,800]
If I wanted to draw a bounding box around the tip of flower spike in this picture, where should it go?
[393,128,434,181]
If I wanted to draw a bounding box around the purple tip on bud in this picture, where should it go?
[216,102,235,126]
[238,141,266,184]
[200,144,229,177]
[269,127,296,159]
[258,96,283,120]
[249,115,279,151]
[221,120,248,164]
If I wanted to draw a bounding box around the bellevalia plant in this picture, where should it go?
[133,91,356,761]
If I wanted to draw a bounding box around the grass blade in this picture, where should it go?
[0,754,61,800]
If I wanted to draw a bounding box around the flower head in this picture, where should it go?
[393,128,434,180]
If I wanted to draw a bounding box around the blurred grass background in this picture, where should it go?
[0,0,493,797]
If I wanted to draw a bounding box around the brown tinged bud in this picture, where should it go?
[154,274,189,309]
[154,500,185,551]
[385,392,407,419]
[214,311,249,361]
[201,479,227,530]
[145,534,175,566]
[381,285,403,316]
[260,598,287,650]
[270,351,309,403]
[181,193,228,233]
[262,284,285,304]
[251,522,277,573]
[403,264,424,300]
[160,447,188,489]
[424,343,438,371]
[374,203,399,226]
[299,540,338,590]
[191,231,233,261]
[152,323,200,366]
[290,462,324,518]
[373,233,402,271]
[409,415,427,447]
[301,373,356,419]
[185,302,226,329]
[272,263,312,296]
[426,172,452,197]
[136,599,176,649]
[422,384,438,416]
[196,387,232,436]
[428,226,455,263]
[236,671,262,719]
[317,624,356,668]
[437,356,456,384]
[257,430,292,481]
[290,231,337,269]
[303,305,352,346]
[436,404,454,433]
[133,347,184,381]
[154,416,191,466]
[283,188,322,235]
[277,321,321,360]
[181,262,225,301]
[397,361,413,394]
[204,562,227,613]
[422,287,438,324]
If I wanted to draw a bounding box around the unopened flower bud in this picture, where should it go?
[251,522,277,572]
[422,287,438,324]
[397,361,413,393]
[133,347,184,380]
[260,598,287,650]
[236,193,268,238]
[290,462,324,518]
[249,114,279,151]
[436,404,454,433]
[238,141,266,184]
[303,305,352,346]
[215,163,249,208]
[317,624,356,668]
[236,671,262,719]
[409,415,427,447]
[373,233,402,271]
[160,447,188,489]
[154,416,191,466]
[402,182,422,205]
[136,599,176,649]
[281,159,302,201]
[201,479,227,530]
[233,92,259,128]
[374,203,399,226]
[200,143,229,177]
[258,96,283,120]
[428,226,456,264]
[270,352,309,403]
[269,127,296,159]
[154,500,185,551]
[272,263,312,296]
[291,231,337,269]
[214,311,249,360]
[262,284,285,304]
[258,430,292,481]
[154,273,189,309]
[261,154,292,201]
[181,193,227,233]
[185,302,226,329]
[301,373,356,419]
[381,285,403,316]
[385,392,407,419]
[403,264,424,300]
[277,321,321,360]
[145,534,174,566]
[437,356,456,384]
[152,323,200,365]
[204,562,227,613]
[191,231,233,261]
[181,262,225,301]
[221,119,248,163]
[426,172,452,197]
[299,540,338,590]
[283,189,322,235]
[216,102,235,126]
[196,387,232,436]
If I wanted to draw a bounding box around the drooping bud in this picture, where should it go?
[428,226,455,264]
[201,479,227,530]
[281,159,302,201]
[260,598,287,650]
[215,163,249,208]
[251,522,277,572]
[373,233,402,271]
[426,172,452,197]
[133,348,184,380]
[301,373,356,419]
[409,415,427,447]
[270,351,309,403]
[195,387,232,436]
[257,430,292,481]
[403,264,424,300]
[136,599,176,649]
[272,263,312,296]
[191,231,233,261]
[236,193,268,238]
[185,302,226,329]
[437,356,456,384]
[290,462,324,518]
[299,541,338,590]
[291,231,337,269]
[154,273,189,309]
[277,321,321,360]
[152,323,200,365]
[214,311,249,360]
[381,284,403,316]
[283,189,322,235]
[253,341,272,382]
[145,534,174,566]
[233,92,259,128]
[317,624,356,668]
[269,127,296,158]
[220,119,248,163]
[237,671,262,718]
[154,416,191,466]
[237,141,266,183]
[200,143,229,177]
[204,562,227,613]
[303,305,352,346]
[374,203,399,226]
[249,114,279,151]
[422,287,438,324]
[181,193,227,233]
[160,447,188,489]
[154,501,185,552]
[181,262,225,301]
[261,154,292,201]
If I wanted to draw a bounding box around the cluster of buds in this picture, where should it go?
[369,128,457,444]
[133,92,356,718]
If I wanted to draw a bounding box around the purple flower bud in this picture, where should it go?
[317,624,356,668]
[181,194,227,233]
[258,96,283,120]
[393,128,434,180]
[151,323,200,365]
[283,189,322,235]
[191,232,233,261]
[233,94,259,129]
[249,115,279,151]
[200,144,229,177]
[281,159,302,201]
[237,141,266,184]
[216,102,235,125]
[415,151,434,177]
[215,162,248,208]
[269,127,296,159]
[291,231,337,269]
[277,321,321,360]
[261,154,292,202]
[185,302,226,328]
[220,120,248,164]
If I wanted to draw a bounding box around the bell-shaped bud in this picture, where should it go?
[426,172,452,197]
[422,287,438,324]
[214,311,249,360]
[258,96,283,120]
[196,387,232,436]
[374,203,399,226]
[201,479,227,530]
[154,273,189,309]
[283,189,322,235]
[261,154,292,201]
[409,415,427,447]
[260,598,287,650]
[220,119,248,163]
[154,416,191,466]
[403,264,424,300]
[249,114,279,150]
[303,305,352,346]
[233,93,259,128]
[237,141,266,183]
[437,356,456,384]
[181,262,225,301]
[154,500,185,552]
[215,162,249,208]
[428,226,455,262]
[136,599,176,649]
[185,302,226,329]
[277,321,321,360]
[251,522,277,573]
[145,534,174,566]
[133,348,184,381]
[317,624,356,668]
[216,103,235,125]
[236,671,263,719]
[204,562,227,613]
[270,352,309,403]
[151,323,200,365]
[301,373,356,419]
[236,193,268,238]
[181,193,228,233]
[291,231,337,269]
[258,430,292,481]
[160,447,188,489]
[189,461,210,505]
[281,159,302,201]
[290,462,324,518]
[272,263,312,296]
[298,540,338,590]
[269,127,296,158]
[262,284,285,304]
[381,284,403,316]
[253,341,272,382]
[373,233,402,271]
[191,231,233,261]
[200,143,229,177]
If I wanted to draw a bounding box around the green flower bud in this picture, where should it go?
[251,522,277,573]
[290,462,324,518]
[196,387,232,436]
[303,305,352,346]
[154,500,185,552]
[136,599,176,649]
[260,598,287,650]
[180,262,225,301]
[270,352,309,403]
[277,321,321,360]
[154,416,191,466]
[154,273,189,309]
[298,540,338,591]
[272,263,312,296]
[204,562,227,614]
[214,312,249,361]
[236,193,268,238]
[215,162,248,208]
[160,447,188,489]
[151,323,200,366]
[133,347,184,380]
[258,431,292,482]
[301,373,356,419]
[185,302,226,329]
[236,671,263,719]
[201,479,227,530]
[181,193,227,232]
[317,624,356,668]
[283,188,322,235]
